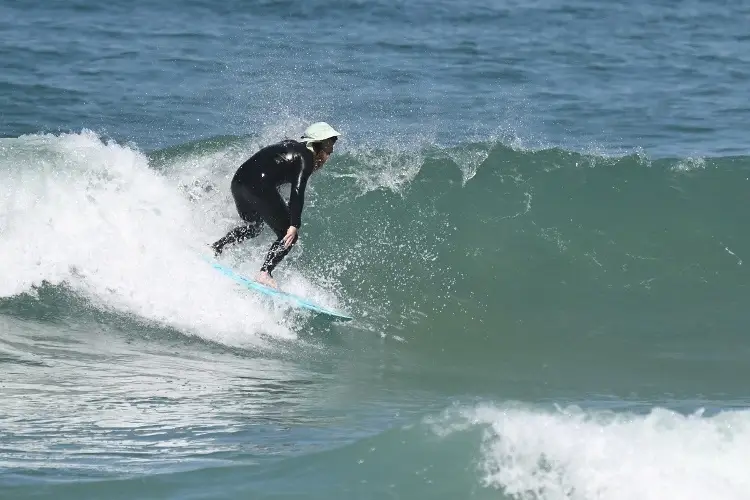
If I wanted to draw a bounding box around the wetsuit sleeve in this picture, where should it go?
[288,155,314,228]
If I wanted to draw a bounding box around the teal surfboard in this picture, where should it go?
[202,256,353,321]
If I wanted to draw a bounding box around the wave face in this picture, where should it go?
[3,131,750,343]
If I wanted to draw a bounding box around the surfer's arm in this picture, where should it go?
[288,158,313,228]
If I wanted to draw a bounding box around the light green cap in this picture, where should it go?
[300,122,341,143]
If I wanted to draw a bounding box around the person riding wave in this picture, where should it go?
[210,122,341,288]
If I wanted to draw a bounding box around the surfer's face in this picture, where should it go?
[314,138,337,169]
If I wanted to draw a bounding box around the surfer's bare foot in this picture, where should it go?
[256,271,278,289]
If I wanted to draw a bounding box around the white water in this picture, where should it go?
[433,403,750,500]
[0,130,329,345]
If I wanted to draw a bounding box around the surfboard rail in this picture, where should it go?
[202,255,353,321]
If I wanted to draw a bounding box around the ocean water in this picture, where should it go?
[2,0,750,498]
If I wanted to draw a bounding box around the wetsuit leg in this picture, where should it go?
[210,182,265,255]
[248,188,297,275]
[260,238,293,275]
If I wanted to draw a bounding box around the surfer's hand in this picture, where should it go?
[282,226,298,248]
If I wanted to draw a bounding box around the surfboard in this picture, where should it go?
[202,256,353,321]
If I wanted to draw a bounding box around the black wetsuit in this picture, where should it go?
[211,140,315,275]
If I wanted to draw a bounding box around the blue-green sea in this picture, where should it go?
[2,1,750,498]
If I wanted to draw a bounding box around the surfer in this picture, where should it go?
[210,122,341,288]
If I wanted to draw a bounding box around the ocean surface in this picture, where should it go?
[2,0,750,498]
